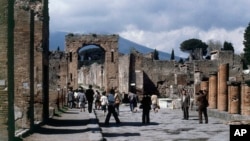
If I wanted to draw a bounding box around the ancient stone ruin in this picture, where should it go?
[1,0,250,140]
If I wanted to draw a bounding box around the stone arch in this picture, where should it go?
[65,34,119,91]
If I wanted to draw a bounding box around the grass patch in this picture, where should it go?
[54,106,68,117]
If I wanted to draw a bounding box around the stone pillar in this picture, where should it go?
[217,64,229,111]
[0,0,15,140]
[194,70,202,96]
[209,72,217,109]
[228,82,240,114]
[241,84,250,116]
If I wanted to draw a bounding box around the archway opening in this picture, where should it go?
[77,44,105,89]
[77,45,105,68]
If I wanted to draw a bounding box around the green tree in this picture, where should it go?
[222,41,234,53]
[178,58,184,64]
[153,49,159,60]
[170,49,175,60]
[243,23,250,66]
[180,38,208,56]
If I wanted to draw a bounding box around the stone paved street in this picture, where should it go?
[22,108,102,141]
[22,104,231,141]
[96,104,230,141]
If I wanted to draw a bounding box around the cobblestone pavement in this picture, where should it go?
[95,104,230,141]
[22,104,230,141]
[22,108,102,141]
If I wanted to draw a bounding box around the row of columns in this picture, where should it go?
[201,63,250,116]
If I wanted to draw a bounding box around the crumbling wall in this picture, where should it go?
[13,0,49,130]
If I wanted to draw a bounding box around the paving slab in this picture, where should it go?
[22,108,102,141]
[95,104,230,141]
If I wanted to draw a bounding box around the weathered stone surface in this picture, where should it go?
[65,34,119,91]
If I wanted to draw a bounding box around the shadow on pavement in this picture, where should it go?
[31,126,91,135]
[102,132,140,137]
[99,122,159,127]
[46,118,89,126]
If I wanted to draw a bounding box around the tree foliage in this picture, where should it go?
[153,49,159,60]
[180,38,208,56]
[178,58,184,64]
[170,49,175,60]
[243,22,250,66]
[222,41,234,53]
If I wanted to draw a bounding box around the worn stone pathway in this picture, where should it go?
[22,108,102,141]
[96,104,230,141]
[22,104,231,141]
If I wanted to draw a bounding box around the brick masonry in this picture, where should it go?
[0,0,11,140]
[0,0,49,139]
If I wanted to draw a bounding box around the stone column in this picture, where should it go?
[194,70,202,96]
[0,0,15,140]
[228,82,240,114]
[209,72,217,109]
[241,84,250,116]
[217,64,229,111]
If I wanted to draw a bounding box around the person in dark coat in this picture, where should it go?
[181,89,190,120]
[197,90,209,124]
[85,85,94,113]
[141,94,152,124]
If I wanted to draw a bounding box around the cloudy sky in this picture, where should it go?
[49,0,250,58]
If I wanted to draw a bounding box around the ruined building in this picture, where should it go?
[0,0,49,140]
[49,33,250,120]
[49,34,249,101]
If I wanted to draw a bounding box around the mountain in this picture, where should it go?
[50,31,179,60]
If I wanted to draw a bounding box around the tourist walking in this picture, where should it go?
[105,89,120,125]
[141,94,152,124]
[181,89,190,120]
[85,85,95,113]
[128,91,137,112]
[100,91,108,115]
[114,89,122,115]
[78,88,87,112]
[94,90,101,110]
[197,90,209,124]
[67,88,74,109]
[74,89,79,108]
[151,94,159,113]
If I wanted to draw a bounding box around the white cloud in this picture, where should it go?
[49,0,250,58]
[120,26,245,58]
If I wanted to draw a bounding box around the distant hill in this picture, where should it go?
[50,31,179,60]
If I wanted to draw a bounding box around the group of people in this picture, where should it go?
[103,89,161,125]
[67,85,95,113]
[68,85,209,125]
[181,89,209,124]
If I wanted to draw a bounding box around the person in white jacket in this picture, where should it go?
[100,91,108,115]
[151,94,159,113]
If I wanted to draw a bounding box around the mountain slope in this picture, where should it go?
[50,32,178,60]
